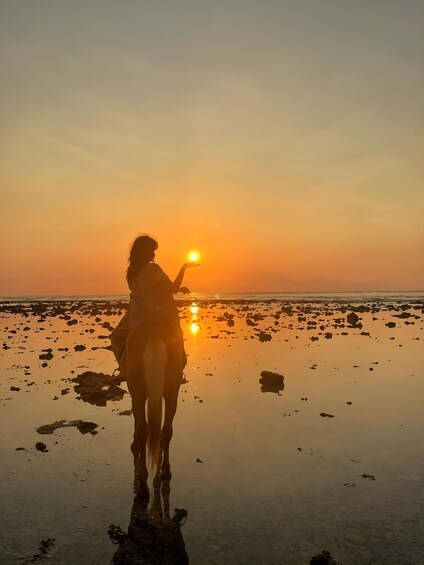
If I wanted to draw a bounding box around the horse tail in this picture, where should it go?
[143,338,167,470]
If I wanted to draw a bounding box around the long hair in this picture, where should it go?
[126,235,158,284]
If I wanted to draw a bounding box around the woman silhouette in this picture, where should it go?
[111,235,199,496]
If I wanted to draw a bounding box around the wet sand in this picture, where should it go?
[1,297,423,564]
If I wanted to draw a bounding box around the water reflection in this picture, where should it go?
[189,302,201,335]
[190,322,200,334]
[111,477,188,564]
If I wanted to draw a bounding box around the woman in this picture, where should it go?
[111,235,198,375]
[111,235,198,495]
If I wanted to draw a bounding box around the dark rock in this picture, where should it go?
[310,549,340,564]
[320,412,335,418]
[36,419,98,435]
[257,331,272,342]
[71,371,126,406]
[35,442,48,452]
[39,352,54,360]
[74,344,86,351]
[346,312,359,326]
[259,371,284,394]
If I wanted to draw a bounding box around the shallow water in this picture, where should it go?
[1,298,423,564]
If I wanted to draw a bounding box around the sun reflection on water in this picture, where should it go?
[189,302,201,334]
[190,322,200,334]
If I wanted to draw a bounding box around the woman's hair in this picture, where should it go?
[126,235,158,283]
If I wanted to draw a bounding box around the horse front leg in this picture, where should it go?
[161,388,178,480]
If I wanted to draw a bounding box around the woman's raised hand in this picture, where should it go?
[183,261,201,269]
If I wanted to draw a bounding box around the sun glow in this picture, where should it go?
[187,250,200,263]
[190,322,200,334]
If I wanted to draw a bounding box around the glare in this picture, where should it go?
[187,250,200,263]
[190,305,199,315]
[190,322,200,334]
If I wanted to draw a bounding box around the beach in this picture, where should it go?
[1,294,423,564]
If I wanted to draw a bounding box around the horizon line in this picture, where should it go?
[1,289,423,300]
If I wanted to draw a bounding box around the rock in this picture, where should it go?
[74,344,86,351]
[320,412,335,418]
[35,442,48,452]
[361,473,376,480]
[256,331,272,342]
[347,312,359,326]
[36,419,98,436]
[259,371,284,394]
[310,549,340,564]
[10,386,20,391]
[71,371,126,406]
[39,352,54,360]
[196,458,203,463]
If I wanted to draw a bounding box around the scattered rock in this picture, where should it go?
[256,331,272,342]
[74,344,86,351]
[36,419,98,436]
[35,442,48,452]
[310,549,340,564]
[39,351,53,361]
[259,371,284,394]
[361,473,376,480]
[346,312,359,326]
[71,371,126,406]
[320,412,335,418]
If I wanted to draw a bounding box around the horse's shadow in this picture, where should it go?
[109,476,188,564]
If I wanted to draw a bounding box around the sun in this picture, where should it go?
[187,250,200,263]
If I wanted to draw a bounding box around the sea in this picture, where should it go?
[1,290,423,304]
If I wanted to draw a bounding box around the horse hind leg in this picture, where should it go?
[131,403,149,499]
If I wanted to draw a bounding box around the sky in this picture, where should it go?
[1,0,423,295]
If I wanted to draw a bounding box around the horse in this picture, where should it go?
[124,322,185,498]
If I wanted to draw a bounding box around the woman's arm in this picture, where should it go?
[172,262,200,293]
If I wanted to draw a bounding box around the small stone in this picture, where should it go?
[35,442,48,452]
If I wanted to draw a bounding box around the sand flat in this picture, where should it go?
[1,295,423,564]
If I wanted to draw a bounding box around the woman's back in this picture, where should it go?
[128,262,179,328]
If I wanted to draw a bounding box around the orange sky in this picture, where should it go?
[1,1,423,295]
